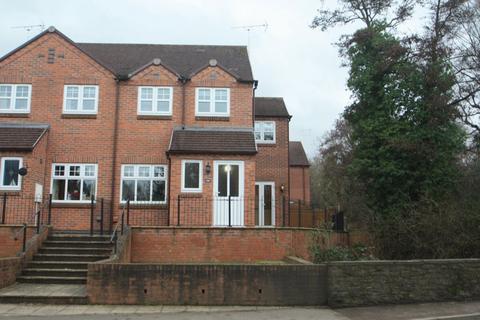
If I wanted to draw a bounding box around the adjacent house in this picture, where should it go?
[289,141,311,203]
[0,27,298,230]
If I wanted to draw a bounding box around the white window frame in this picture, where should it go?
[62,85,99,114]
[137,86,173,116]
[0,157,23,191]
[195,87,230,117]
[255,121,276,144]
[120,164,168,204]
[50,163,98,203]
[181,160,203,193]
[0,84,32,113]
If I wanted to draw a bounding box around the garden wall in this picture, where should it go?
[129,227,354,263]
[87,263,327,305]
[0,257,21,289]
[328,259,480,307]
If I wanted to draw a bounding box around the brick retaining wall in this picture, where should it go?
[87,263,327,305]
[129,227,346,263]
[328,259,480,307]
[0,257,21,289]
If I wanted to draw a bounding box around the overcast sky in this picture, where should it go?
[0,0,361,157]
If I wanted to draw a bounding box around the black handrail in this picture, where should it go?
[110,199,129,254]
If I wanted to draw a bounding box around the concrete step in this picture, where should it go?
[39,247,112,255]
[43,240,113,249]
[16,276,86,285]
[22,268,87,278]
[0,295,88,304]
[33,253,109,262]
[27,261,89,270]
[48,234,110,242]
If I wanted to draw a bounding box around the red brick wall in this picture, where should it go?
[255,117,290,225]
[130,227,318,263]
[290,166,311,203]
[0,225,37,257]
[0,32,117,230]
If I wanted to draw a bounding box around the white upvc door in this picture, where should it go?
[255,182,275,227]
[213,161,244,226]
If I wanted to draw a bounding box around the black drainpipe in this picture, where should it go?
[180,76,188,128]
[109,79,121,219]
[252,80,259,127]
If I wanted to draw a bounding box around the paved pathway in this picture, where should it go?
[0,283,86,298]
[0,301,480,319]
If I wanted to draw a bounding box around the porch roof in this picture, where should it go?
[168,127,257,155]
[0,123,49,151]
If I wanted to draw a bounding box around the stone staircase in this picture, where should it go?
[17,232,113,285]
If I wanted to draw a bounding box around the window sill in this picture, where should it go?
[62,114,97,119]
[122,203,168,209]
[0,113,29,118]
[51,202,92,208]
[195,116,229,121]
[256,143,277,147]
[0,190,22,196]
[137,115,172,120]
[179,193,203,198]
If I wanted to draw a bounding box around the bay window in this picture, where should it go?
[121,164,167,203]
[51,164,97,202]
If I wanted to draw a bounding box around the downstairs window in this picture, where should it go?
[51,164,97,202]
[121,164,167,203]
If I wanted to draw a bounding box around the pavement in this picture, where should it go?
[0,283,86,298]
[0,301,479,319]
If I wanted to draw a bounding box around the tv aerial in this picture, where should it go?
[11,24,46,32]
[232,22,269,47]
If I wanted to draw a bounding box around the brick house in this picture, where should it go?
[289,141,311,203]
[0,27,294,230]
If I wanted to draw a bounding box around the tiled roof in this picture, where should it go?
[0,123,49,151]
[0,27,254,82]
[254,97,291,118]
[169,127,257,155]
[289,141,310,167]
[77,43,253,81]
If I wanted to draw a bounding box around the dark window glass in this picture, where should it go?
[67,180,81,200]
[152,180,166,201]
[136,180,150,201]
[52,179,66,200]
[229,165,239,197]
[122,180,135,201]
[184,162,200,189]
[2,159,19,186]
[218,165,228,197]
[82,180,96,201]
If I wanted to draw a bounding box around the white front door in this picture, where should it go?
[255,182,275,226]
[213,161,244,226]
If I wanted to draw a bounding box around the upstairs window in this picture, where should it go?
[255,121,276,144]
[0,84,31,113]
[0,157,22,190]
[51,164,97,202]
[63,85,98,114]
[138,87,173,116]
[121,164,167,203]
[195,88,230,117]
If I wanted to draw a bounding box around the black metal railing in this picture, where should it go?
[111,199,130,254]
[89,196,113,235]
[0,193,50,230]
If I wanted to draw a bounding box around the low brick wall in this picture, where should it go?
[130,227,354,263]
[328,259,480,307]
[0,257,21,289]
[87,263,326,305]
[0,225,39,258]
